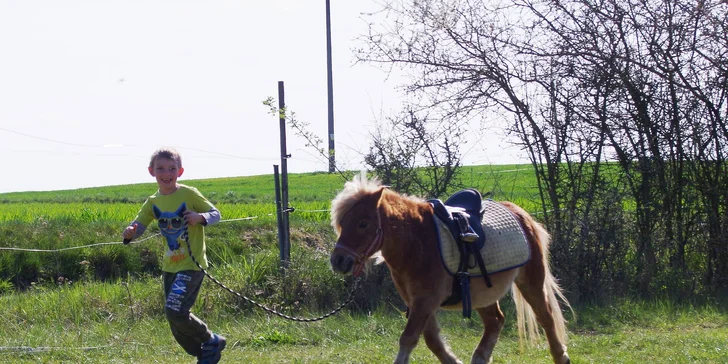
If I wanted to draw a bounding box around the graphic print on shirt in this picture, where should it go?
[153,202,187,251]
[166,272,192,312]
[153,202,189,264]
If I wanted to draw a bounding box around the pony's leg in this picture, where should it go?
[515,281,570,364]
[394,301,461,364]
[470,302,505,364]
[394,307,431,364]
[422,314,462,364]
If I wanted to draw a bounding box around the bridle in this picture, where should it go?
[333,209,384,277]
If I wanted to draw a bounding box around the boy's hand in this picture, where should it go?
[183,210,205,226]
[122,223,138,243]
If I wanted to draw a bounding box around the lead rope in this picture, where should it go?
[181,228,360,322]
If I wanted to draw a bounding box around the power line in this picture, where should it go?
[0,127,279,162]
[171,146,278,162]
[0,126,104,148]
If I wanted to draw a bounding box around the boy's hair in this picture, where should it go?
[149,147,183,168]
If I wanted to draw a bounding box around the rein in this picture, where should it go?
[181,227,361,322]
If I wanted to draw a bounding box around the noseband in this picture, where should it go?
[334,210,383,277]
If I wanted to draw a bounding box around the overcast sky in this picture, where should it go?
[0,0,526,194]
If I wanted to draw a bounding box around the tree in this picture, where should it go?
[356,0,728,300]
[365,108,463,198]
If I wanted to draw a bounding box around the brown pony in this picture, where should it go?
[329,173,572,364]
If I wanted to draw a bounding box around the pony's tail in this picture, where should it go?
[512,216,573,348]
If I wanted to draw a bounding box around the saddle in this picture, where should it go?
[429,188,493,318]
[430,189,486,250]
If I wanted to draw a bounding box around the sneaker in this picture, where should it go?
[198,333,227,364]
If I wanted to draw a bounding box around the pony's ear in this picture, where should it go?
[153,205,162,219]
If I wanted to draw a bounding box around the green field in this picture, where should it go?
[1,167,727,363]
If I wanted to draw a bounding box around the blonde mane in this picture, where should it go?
[330,171,383,236]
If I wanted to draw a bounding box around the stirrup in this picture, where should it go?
[461,232,479,243]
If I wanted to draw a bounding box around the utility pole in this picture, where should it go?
[325,0,335,173]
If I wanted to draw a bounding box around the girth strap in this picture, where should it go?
[471,245,493,288]
[457,272,471,318]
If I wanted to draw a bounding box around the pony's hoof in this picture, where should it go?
[469,356,492,364]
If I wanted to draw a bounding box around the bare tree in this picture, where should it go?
[365,108,463,198]
[356,0,728,300]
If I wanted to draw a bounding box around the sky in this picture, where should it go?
[0,0,526,194]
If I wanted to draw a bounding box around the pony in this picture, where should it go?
[329,173,572,364]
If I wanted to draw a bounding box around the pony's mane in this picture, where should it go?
[330,171,384,236]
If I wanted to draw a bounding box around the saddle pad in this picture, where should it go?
[436,200,531,276]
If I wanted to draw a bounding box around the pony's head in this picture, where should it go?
[329,172,386,276]
[153,202,186,251]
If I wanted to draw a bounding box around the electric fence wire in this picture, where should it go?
[0,207,557,253]
[0,342,161,353]
[0,345,115,353]
[0,216,260,252]
[0,209,352,353]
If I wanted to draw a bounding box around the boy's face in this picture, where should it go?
[148,157,184,194]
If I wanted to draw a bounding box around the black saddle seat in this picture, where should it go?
[429,188,486,251]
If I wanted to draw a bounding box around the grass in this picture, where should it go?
[0,201,331,224]
[0,278,726,363]
[1,167,727,363]
[0,165,540,205]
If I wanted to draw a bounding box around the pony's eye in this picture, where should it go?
[358,221,369,229]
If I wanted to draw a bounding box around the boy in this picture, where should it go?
[122,147,226,364]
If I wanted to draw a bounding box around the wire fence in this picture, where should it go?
[0,216,261,252]
[0,208,336,252]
